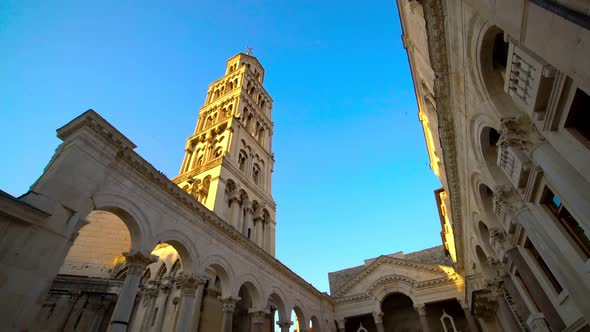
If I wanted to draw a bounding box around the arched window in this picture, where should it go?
[238,151,247,172]
[252,163,261,185]
[258,127,265,146]
[197,154,204,166]
[214,147,223,158]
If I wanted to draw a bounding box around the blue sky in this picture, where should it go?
[0,0,442,294]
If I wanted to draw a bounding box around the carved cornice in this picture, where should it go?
[332,255,458,297]
[421,0,465,272]
[172,157,224,184]
[334,273,462,304]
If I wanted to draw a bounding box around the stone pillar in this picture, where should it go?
[228,194,240,229]
[108,251,157,332]
[220,297,239,332]
[254,216,263,247]
[277,320,292,332]
[269,306,277,332]
[250,309,267,332]
[372,311,385,332]
[152,278,172,332]
[175,275,199,332]
[460,302,480,332]
[243,204,253,238]
[190,276,208,332]
[336,318,345,332]
[414,304,430,332]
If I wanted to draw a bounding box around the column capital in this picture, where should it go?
[372,311,384,324]
[276,320,293,328]
[123,250,158,276]
[249,309,267,324]
[220,296,240,313]
[414,303,427,316]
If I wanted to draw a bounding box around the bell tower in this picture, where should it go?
[173,52,276,256]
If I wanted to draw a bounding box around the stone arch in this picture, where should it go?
[151,228,199,274]
[235,273,264,308]
[199,254,235,297]
[267,288,289,322]
[310,315,322,332]
[474,22,519,118]
[474,245,496,278]
[476,182,502,229]
[368,275,418,305]
[289,301,307,331]
[477,220,495,257]
[92,192,152,251]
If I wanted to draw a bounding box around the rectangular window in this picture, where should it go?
[524,238,563,293]
[565,88,590,145]
[542,187,590,260]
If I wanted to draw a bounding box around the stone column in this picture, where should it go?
[277,320,292,332]
[152,278,172,332]
[190,275,208,332]
[269,306,277,332]
[414,304,430,332]
[228,194,240,229]
[250,309,267,332]
[254,214,263,247]
[108,251,157,332]
[220,297,239,332]
[175,275,199,332]
[336,319,345,332]
[372,311,385,332]
[459,301,480,332]
[243,203,253,238]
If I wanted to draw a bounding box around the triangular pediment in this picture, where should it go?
[333,255,456,297]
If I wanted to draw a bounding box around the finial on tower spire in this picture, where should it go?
[246,46,253,55]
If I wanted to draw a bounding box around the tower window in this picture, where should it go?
[253,164,261,185]
[565,88,590,145]
[247,228,251,239]
[542,187,590,259]
[214,148,223,158]
[238,152,247,171]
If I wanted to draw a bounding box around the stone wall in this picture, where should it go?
[60,210,131,278]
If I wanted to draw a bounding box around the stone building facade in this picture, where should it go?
[397,0,590,331]
[1,0,590,330]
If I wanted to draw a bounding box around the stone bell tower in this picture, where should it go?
[172,51,276,256]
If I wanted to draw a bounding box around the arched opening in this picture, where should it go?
[478,220,495,256]
[480,126,501,172]
[290,306,307,332]
[253,163,261,185]
[238,150,247,172]
[310,315,321,332]
[61,210,132,278]
[475,245,496,279]
[268,292,287,331]
[478,183,502,228]
[480,26,509,96]
[234,281,261,332]
[381,293,420,331]
[197,262,231,332]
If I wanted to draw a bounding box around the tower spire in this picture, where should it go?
[172,52,276,256]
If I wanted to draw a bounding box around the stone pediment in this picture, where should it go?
[332,255,456,298]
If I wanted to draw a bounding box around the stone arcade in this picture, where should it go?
[2,0,590,331]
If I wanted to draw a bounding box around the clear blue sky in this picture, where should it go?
[1,0,443,294]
